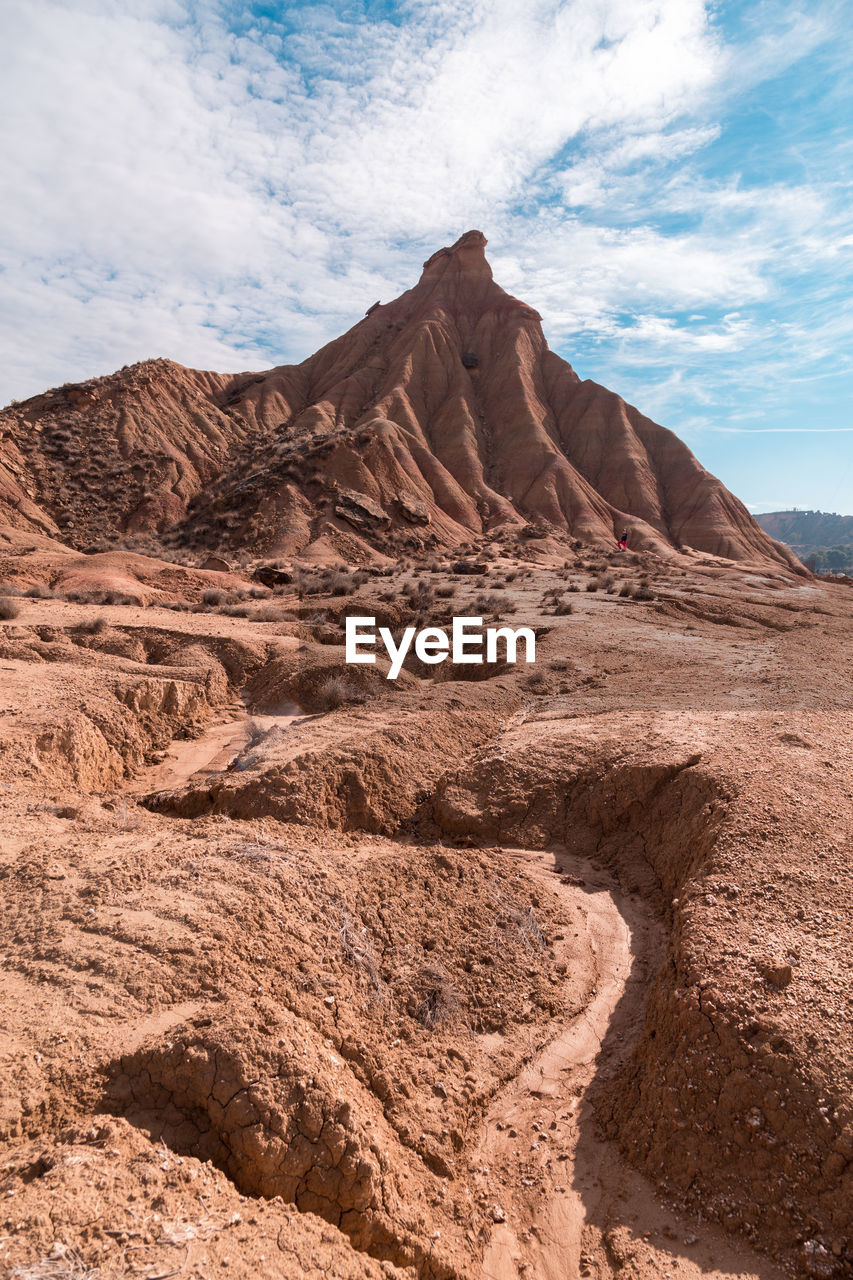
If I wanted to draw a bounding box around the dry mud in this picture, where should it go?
[0,545,850,1280]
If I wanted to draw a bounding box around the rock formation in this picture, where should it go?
[0,231,800,570]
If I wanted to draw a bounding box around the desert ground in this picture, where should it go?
[0,529,850,1280]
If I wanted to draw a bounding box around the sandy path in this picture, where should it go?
[476,850,785,1280]
[476,850,633,1280]
[130,703,303,793]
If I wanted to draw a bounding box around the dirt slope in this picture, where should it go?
[0,233,799,571]
[0,541,849,1278]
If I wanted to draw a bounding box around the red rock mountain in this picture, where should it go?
[0,231,800,568]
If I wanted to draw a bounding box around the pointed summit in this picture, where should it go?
[0,234,800,572]
[415,229,540,322]
[422,229,491,273]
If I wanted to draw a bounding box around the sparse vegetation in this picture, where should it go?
[316,675,370,710]
[472,592,515,617]
[77,616,109,635]
[412,966,460,1030]
[339,911,385,1001]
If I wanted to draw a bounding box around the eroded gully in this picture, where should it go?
[474,849,785,1280]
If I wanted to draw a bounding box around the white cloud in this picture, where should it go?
[0,0,850,442]
[617,312,754,353]
[0,0,727,398]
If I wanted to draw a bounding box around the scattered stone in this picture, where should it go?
[452,560,488,575]
[333,489,391,532]
[399,495,430,525]
[760,960,794,988]
[252,565,293,588]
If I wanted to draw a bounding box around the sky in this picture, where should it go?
[1,0,852,515]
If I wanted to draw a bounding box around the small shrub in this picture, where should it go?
[514,904,545,950]
[253,605,292,622]
[0,597,20,620]
[472,592,507,616]
[317,675,368,710]
[339,912,384,1000]
[413,967,460,1029]
[328,569,354,596]
[202,588,226,607]
[78,616,108,635]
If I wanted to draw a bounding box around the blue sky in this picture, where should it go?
[2,0,851,514]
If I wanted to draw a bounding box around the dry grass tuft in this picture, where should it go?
[413,966,460,1029]
[11,1246,101,1279]
[316,675,369,711]
[339,911,385,1000]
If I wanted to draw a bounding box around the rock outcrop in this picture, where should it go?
[0,231,800,569]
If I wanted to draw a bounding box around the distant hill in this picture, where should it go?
[755,510,853,572]
[755,510,853,545]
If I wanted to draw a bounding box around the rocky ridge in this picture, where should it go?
[1,232,800,571]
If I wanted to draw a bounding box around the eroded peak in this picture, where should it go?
[422,230,490,275]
